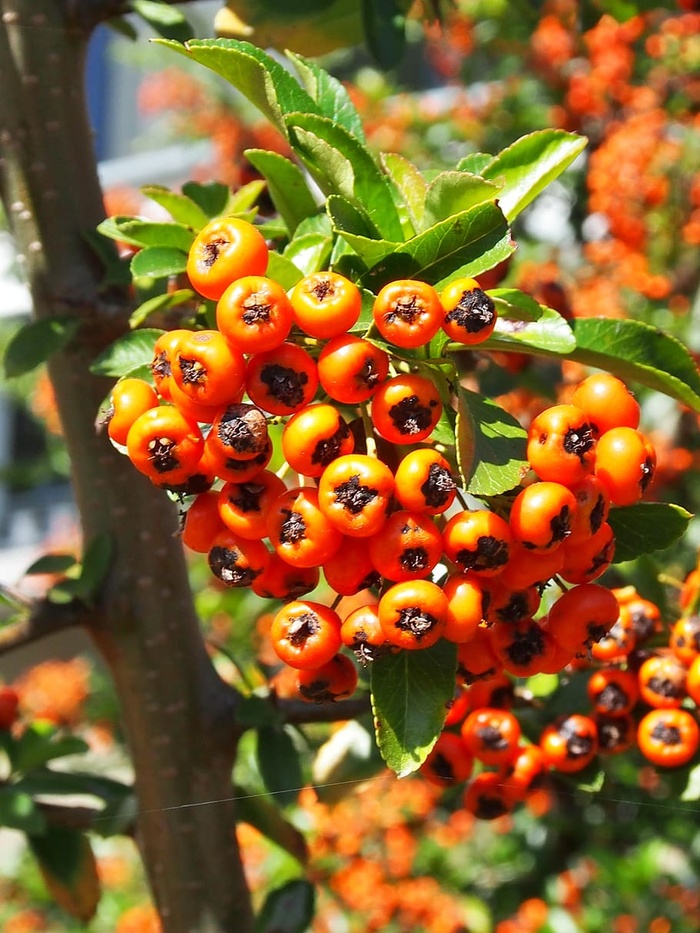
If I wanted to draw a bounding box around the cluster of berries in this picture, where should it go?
[105,215,658,706]
[424,579,700,820]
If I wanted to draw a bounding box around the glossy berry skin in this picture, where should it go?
[296,653,358,703]
[317,454,395,538]
[0,686,20,730]
[509,481,577,552]
[461,707,522,766]
[545,583,620,654]
[394,448,457,515]
[323,537,381,596]
[107,378,159,447]
[245,342,319,417]
[558,521,616,585]
[442,509,512,577]
[490,617,560,678]
[317,334,389,405]
[281,404,354,479]
[182,490,227,553]
[378,579,448,650]
[217,470,287,541]
[670,614,700,666]
[456,627,501,684]
[638,654,687,709]
[439,276,497,345]
[442,573,485,644]
[464,771,515,820]
[567,474,611,543]
[208,403,269,463]
[527,404,596,487]
[637,708,700,768]
[587,668,639,717]
[368,510,443,582]
[149,329,191,401]
[370,373,442,445]
[266,486,343,569]
[594,427,656,506]
[372,279,443,348]
[251,553,320,601]
[270,600,343,671]
[340,603,390,664]
[539,713,598,773]
[126,406,204,487]
[570,373,640,437]
[290,271,362,340]
[172,330,246,408]
[187,216,269,300]
[216,275,293,353]
[421,732,474,787]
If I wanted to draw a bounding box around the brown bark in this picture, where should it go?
[0,2,255,930]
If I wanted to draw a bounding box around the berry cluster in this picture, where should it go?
[422,577,700,820]
[106,215,658,707]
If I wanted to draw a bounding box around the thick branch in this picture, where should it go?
[276,694,372,725]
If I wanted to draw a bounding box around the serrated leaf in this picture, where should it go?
[141,184,210,229]
[245,149,319,236]
[570,318,700,413]
[130,246,188,280]
[457,152,493,174]
[29,826,100,922]
[481,129,587,221]
[157,38,317,138]
[286,52,365,141]
[90,328,162,378]
[0,787,47,834]
[286,111,404,242]
[423,172,503,230]
[283,232,332,277]
[110,219,195,251]
[455,386,529,496]
[181,180,232,218]
[357,201,514,291]
[489,296,575,354]
[129,288,196,328]
[608,503,693,564]
[129,0,194,41]
[3,317,80,379]
[371,640,457,777]
[24,554,78,576]
[235,785,307,863]
[380,152,425,234]
[255,879,315,933]
[256,725,303,806]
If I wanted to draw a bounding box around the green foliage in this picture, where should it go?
[255,878,316,933]
[3,317,80,379]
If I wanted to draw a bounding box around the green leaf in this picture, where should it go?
[141,184,211,229]
[457,152,493,174]
[481,129,587,221]
[236,695,281,730]
[235,785,307,864]
[96,216,145,248]
[129,0,194,41]
[255,879,315,933]
[108,219,195,252]
[362,0,407,69]
[455,387,529,496]
[286,111,404,242]
[283,232,333,277]
[82,229,133,288]
[256,725,303,806]
[312,717,386,805]
[0,786,47,834]
[29,826,101,922]
[569,318,700,413]
[608,503,693,564]
[14,768,133,804]
[680,762,700,802]
[90,328,162,378]
[157,38,317,138]
[130,246,188,280]
[24,554,78,576]
[129,288,196,328]
[105,15,138,40]
[229,179,267,215]
[267,252,305,290]
[245,149,319,236]
[488,293,576,355]
[380,152,426,234]
[181,180,232,219]
[361,202,515,293]
[422,172,503,230]
[371,640,457,777]
[10,722,89,774]
[73,534,113,604]
[286,52,365,141]
[3,317,80,378]
[327,194,382,240]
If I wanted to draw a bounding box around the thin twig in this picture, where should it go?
[0,597,92,657]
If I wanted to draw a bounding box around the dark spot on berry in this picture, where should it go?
[147,437,180,474]
[388,395,434,437]
[203,237,226,268]
[279,509,306,544]
[242,294,272,325]
[298,677,336,704]
[386,294,422,325]
[560,720,594,758]
[178,356,206,387]
[399,546,430,572]
[216,404,269,457]
[444,287,496,334]
[650,721,681,746]
[228,482,265,514]
[474,794,509,820]
[563,423,595,462]
[421,463,456,509]
[640,455,655,492]
[333,474,378,514]
[431,753,456,782]
[476,725,507,750]
[455,535,509,573]
[589,495,606,535]
[395,606,440,641]
[549,504,572,546]
[208,545,261,587]
[311,419,351,468]
[287,612,320,647]
[260,363,308,408]
[647,675,684,700]
[596,683,628,713]
[504,623,545,667]
[358,357,381,390]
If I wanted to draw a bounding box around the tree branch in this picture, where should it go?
[275,694,372,725]
[0,596,91,657]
